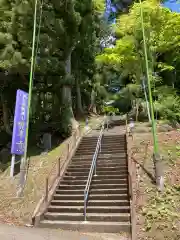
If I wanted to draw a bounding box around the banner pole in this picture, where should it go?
[10,154,15,177]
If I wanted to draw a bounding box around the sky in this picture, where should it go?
[163,0,180,12]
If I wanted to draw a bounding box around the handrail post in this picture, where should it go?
[58,157,61,176]
[94,160,97,176]
[45,178,48,202]
[84,192,87,221]
[67,143,70,159]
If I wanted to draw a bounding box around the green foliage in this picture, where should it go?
[96,0,180,123]
[1,0,180,142]
[102,105,119,115]
[154,94,180,122]
[0,0,109,139]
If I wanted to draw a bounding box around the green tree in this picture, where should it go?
[96,0,180,121]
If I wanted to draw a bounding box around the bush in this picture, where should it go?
[154,95,180,123]
[102,106,119,115]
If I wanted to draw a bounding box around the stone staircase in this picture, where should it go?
[38,123,131,234]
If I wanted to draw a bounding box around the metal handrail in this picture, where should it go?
[84,121,105,221]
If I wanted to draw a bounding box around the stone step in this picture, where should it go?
[103,134,126,137]
[82,136,125,141]
[60,179,128,186]
[76,151,126,155]
[95,169,128,174]
[71,154,127,161]
[67,166,127,172]
[102,140,126,144]
[65,169,128,176]
[90,188,128,194]
[39,220,131,233]
[95,166,128,172]
[79,141,98,145]
[77,146,126,151]
[79,141,126,148]
[75,150,126,155]
[44,212,130,222]
[82,139,126,144]
[71,158,127,164]
[98,153,127,159]
[75,152,94,156]
[93,175,128,180]
[73,156,127,161]
[47,205,130,214]
[80,139,98,143]
[100,151,126,154]
[68,164,127,170]
[70,159,127,168]
[79,142,126,147]
[58,185,85,190]
[53,193,129,201]
[56,188,128,195]
[75,153,126,157]
[65,171,89,176]
[71,155,94,160]
[91,182,128,188]
[63,174,127,181]
[63,175,88,180]
[70,160,127,165]
[69,159,127,168]
[81,140,126,144]
[51,199,130,207]
[68,165,127,171]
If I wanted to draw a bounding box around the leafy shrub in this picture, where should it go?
[154,94,180,123]
[102,106,119,115]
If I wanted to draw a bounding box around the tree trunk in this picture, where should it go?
[92,105,97,114]
[1,93,12,135]
[76,78,84,116]
[135,100,139,122]
[62,48,78,130]
[89,89,97,114]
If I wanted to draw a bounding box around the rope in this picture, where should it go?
[142,78,151,122]
[147,16,158,120]
[139,0,159,154]
[133,25,151,122]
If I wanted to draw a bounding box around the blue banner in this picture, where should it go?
[11,89,28,155]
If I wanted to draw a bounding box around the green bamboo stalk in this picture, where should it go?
[139,0,159,154]
[18,0,38,196]
[33,0,44,74]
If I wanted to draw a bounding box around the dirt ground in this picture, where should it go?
[131,124,180,240]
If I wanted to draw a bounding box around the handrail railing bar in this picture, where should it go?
[86,125,103,189]
[83,120,105,221]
